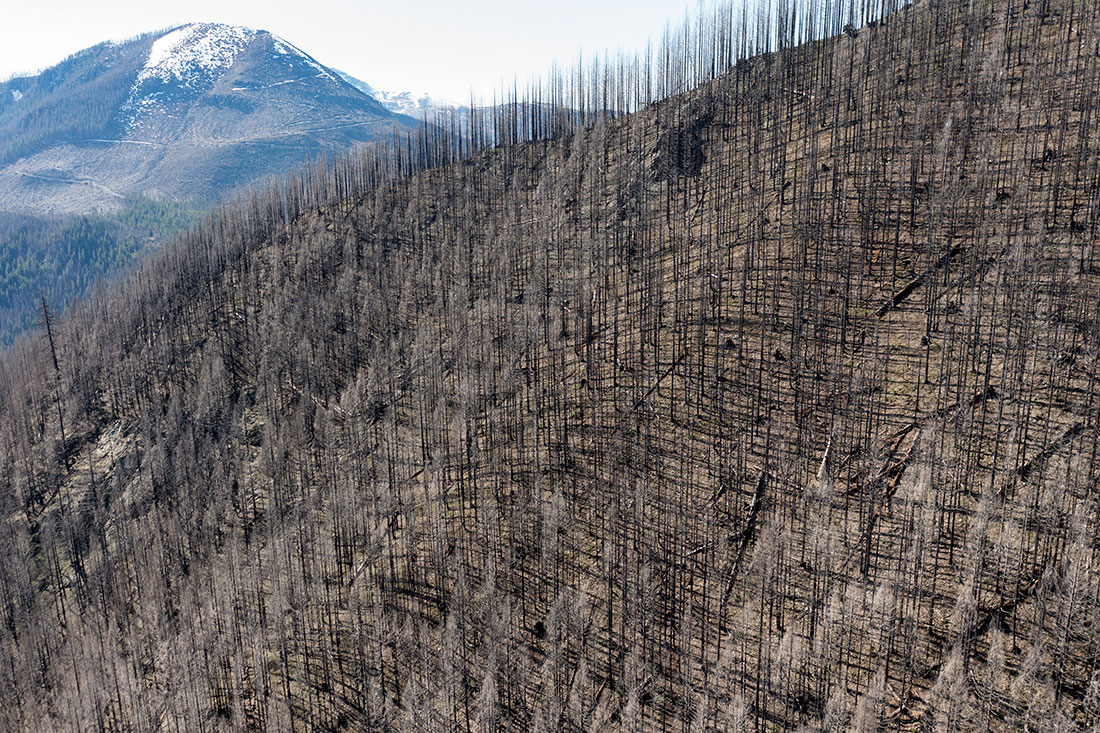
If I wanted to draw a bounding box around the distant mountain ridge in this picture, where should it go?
[334,69,466,120]
[0,23,415,214]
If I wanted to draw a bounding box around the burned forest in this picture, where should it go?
[2,0,1100,729]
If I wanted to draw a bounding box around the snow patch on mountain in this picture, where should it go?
[138,23,257,86]
[124,23,256,128]
[270,35,336,81]
[10,90,22,102]
[123,23,344,129]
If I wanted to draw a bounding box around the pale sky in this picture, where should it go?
[1,0,693,101]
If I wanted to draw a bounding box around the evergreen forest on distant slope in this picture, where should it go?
[2,0,1100,730]
[0,197,200,345]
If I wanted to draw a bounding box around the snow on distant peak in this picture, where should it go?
[10,89,22,102]
[124,23,259,131]
[123,23,344,132]
[375,89,463,119]
[334,70,461,119]
[139,23,257,86]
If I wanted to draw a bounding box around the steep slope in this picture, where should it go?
[0,23,413,214]
[2,0,1100,730]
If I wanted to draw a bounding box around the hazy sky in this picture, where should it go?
[1,0,692,101]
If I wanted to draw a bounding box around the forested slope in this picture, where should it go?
[0,197,201,345]
[2,0,1100,730]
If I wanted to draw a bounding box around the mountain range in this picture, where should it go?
[0,23,421,215]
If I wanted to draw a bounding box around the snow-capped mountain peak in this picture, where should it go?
[138,23,257,86]
[122,23,353,133]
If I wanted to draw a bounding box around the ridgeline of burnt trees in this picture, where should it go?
[2,0,1100,729]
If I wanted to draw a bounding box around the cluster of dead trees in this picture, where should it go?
[1,0,1100,729]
